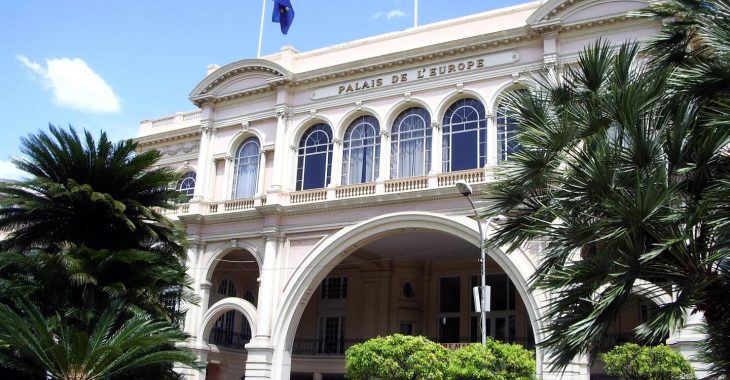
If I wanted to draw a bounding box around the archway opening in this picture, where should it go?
[204,249,259,380]
[289,228,535,380]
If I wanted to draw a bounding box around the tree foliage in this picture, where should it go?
[345,334,449,380]
[0,125,197,377]
[0,297,195,380]
[484,0,730,374]
[447,341,535,380]
[345,335,535,380]
[601,343,696,380]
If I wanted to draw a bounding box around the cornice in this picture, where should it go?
[135,127,201,148]
[188,14,649,107]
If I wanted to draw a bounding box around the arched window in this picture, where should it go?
[442,98,487,172]
[232,137,260,199]
[390,107,432,179]
[496,93,522,162]
[177,171,196,200]
[212,278,237,346]
[342,116,380,185]
[296,123,333,190]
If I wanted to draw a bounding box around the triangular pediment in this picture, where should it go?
[189,59,293,105]
[528,0,649,28]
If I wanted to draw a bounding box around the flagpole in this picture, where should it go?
[414,0,418,27]
[257,0,267,58]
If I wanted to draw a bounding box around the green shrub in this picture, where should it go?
[345,334,449,380]
[447,340,535,380]
[600,343,696,380]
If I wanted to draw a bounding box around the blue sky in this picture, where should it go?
[0,0,527,179]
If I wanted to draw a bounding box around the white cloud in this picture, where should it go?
[386,10,406,20]
[0,160,25,181]
[373,9,406,20]
[17,55,121,113]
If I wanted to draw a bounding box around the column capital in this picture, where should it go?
[274,106,293,120]
[379,130,391,138]
[430,121,441,129]
[333,138,342,146]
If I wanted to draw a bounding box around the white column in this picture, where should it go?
[244,233,279,380]
[429,121,442,175]
[330,138,343,187]
[223,156,233,200]
[256,150,267,197]
[486,112,498,166]
[667,310,711,378]
[192,108,213,202]
[203,128,217,201]
[255,233,279,340]
[270,107,291,191]
[378,130,391,181]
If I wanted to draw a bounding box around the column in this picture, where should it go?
[667,310,711,378]
[202,128,217,201]
[270,107,291,191]
[486,112,498,167]
[256,150,267,197]
[244,232,279,380]
[428,121,442,188]
[377,130,391,189]
[223,155,233,200]
[192,106,213,204]
[330,138,343,187]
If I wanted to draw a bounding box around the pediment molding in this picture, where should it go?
[528,0,649,30]
[189,59,293,106]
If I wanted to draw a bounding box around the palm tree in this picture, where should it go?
[0,126,193,322]
[485,37,730,375]
[0,125,186,256]
[0,297,197,380]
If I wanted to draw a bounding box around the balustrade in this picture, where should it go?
[161,169,490,215]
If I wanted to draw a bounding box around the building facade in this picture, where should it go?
[136,1,707,379]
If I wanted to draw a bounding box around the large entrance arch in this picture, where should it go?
[269,211,547,380]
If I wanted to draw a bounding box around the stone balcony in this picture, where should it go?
[161,167,493,218]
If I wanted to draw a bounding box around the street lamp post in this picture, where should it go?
[455,181,492,346]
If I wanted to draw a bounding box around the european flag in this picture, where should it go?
[272,0,295,35]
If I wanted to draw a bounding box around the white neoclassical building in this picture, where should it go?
[135,1,708,379]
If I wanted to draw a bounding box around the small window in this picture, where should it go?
[403,283,414,298]
[321,277,348,299]
[177,171,196,199]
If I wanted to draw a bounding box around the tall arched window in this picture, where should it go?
[232,137,260,199]
[176,171,196,200]
[390,107,432,179]
[342,116,380,185]
[496,93,522,162]
[296,123,333,190]
[442,98,487,172]
[213,278,237,345]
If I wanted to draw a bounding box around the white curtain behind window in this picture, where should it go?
[232,138,260,198]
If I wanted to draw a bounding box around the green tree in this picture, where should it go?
[484,36,730,375]
[0,126,198,378]
[447,341,535,380]
[0,125,193,322]
[345,334,449,380]
[0,297,196,380]
[601,343,696,380]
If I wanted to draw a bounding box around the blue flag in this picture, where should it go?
[272,0,295,35]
